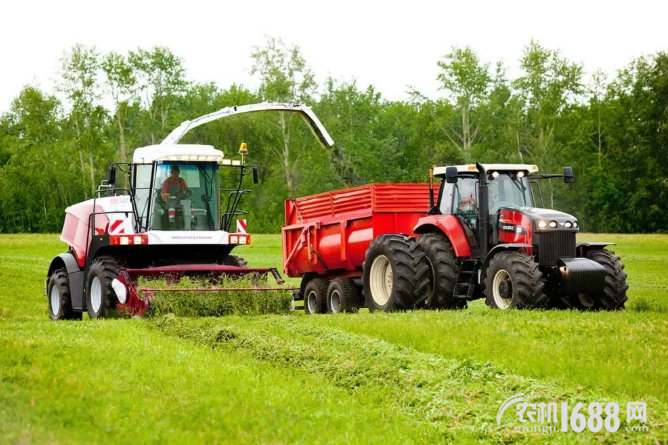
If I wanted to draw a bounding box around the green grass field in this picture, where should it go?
[1,234,667,443]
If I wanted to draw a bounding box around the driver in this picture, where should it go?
[161,165,189,229]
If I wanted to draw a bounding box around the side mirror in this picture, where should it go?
[106,166,116,185]
[252,166,259,184]
[563,166,574,183]
[445,166,459,184]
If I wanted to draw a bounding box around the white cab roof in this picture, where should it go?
[132,144,224,164]
[433,164,539,175]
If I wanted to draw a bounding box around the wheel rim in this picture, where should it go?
[492,269,512,309]
[370,255,392,306]
[306,290,318,314]
[577,293,594,308]
[90,277,102,313]
[50,285,60,316]
[330,290,341,313]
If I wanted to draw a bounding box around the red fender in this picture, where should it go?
[413,215,471,257]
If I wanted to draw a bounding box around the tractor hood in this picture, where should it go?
[514,207,579,230]
[161,102,334,148]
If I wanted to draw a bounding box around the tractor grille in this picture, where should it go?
[536,231,576,265]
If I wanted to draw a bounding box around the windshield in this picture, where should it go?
[489,173,534,213]
[149,162,220,231]
[439,172,534,219]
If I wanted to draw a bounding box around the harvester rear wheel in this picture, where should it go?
[418,232,466,309]
[327,278,361,314]
[304,278,328,315]
[363,234,428,312]
[585,249,628,310]
[484,251,546,310]
[47,268,82,321]
[86,256,121,319]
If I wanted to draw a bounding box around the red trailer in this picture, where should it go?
[282,183,435,314]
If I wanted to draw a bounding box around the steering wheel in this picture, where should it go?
[175,188,193,200]
[490,201,517,214]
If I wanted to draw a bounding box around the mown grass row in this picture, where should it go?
[154,314,667,443]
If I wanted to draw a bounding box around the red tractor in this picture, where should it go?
[283,163,628,312]
[46,103,334,319]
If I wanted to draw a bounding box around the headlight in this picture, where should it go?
[564,221,573,228]
[549,221,558,228]
[573,221,578,228]
[537,220,548,229]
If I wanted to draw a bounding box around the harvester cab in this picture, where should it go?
[46,103,334,320]
[414,162,628,311]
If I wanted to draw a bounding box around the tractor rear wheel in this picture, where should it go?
[304,278,328,315]
[363,234,428,312]
[484,251,546,309]
[48,268,82,321]
[327,278,361,314]
[86,256,121,319]
[418,232,466,309]
[585,249,628,310]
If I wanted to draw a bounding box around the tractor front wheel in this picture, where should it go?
[86,256,121,319]
[304,278,328,315]
[48,268,82,321]
[585,249,628,310]
[484,251,546,310]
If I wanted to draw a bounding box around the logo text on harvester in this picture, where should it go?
[497,393,648,435]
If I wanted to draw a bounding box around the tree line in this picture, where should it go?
[0,38,666,234]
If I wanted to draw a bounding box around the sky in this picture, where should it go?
[2,0,667,113]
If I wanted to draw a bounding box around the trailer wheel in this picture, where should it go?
[584,249,628,310]
[304,278,328,315]
[47,268,82,321]
[418,232,466,309]
[363,234,427,311]
[484,251,546,309]
[327,278,360,314]
[86,256,121,319]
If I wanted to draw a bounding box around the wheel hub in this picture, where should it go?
[306,291,317,314]
[369,255,392,306]
[91,277,102,313]
[50,285,60,316]
[498,280,512,298]
[330,290,341,313]
[492,269,513,309]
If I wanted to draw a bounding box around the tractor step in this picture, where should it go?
[453,260,479,299]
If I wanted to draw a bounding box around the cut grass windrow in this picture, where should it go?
[138,275,293,317]
[154,315,668,443]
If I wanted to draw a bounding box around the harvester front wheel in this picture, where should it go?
[484,251,546,310]
[86,256,121,319]
[304,278,328,315]
[418,232,466,309]
[222,255,248,267]
[48,268,82,321]
[363,234,428,312]
[327,278,361,314]
[585,249,628,310]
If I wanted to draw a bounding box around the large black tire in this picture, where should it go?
[585,249,628,310]
[222,255,248,267]
[326,278,362,314]
[86,256,121,319]
[418,232,466,309]
[304,278,328,315]
[484,251,546,309]
[47,268,82,321]
[363,234,428,312]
